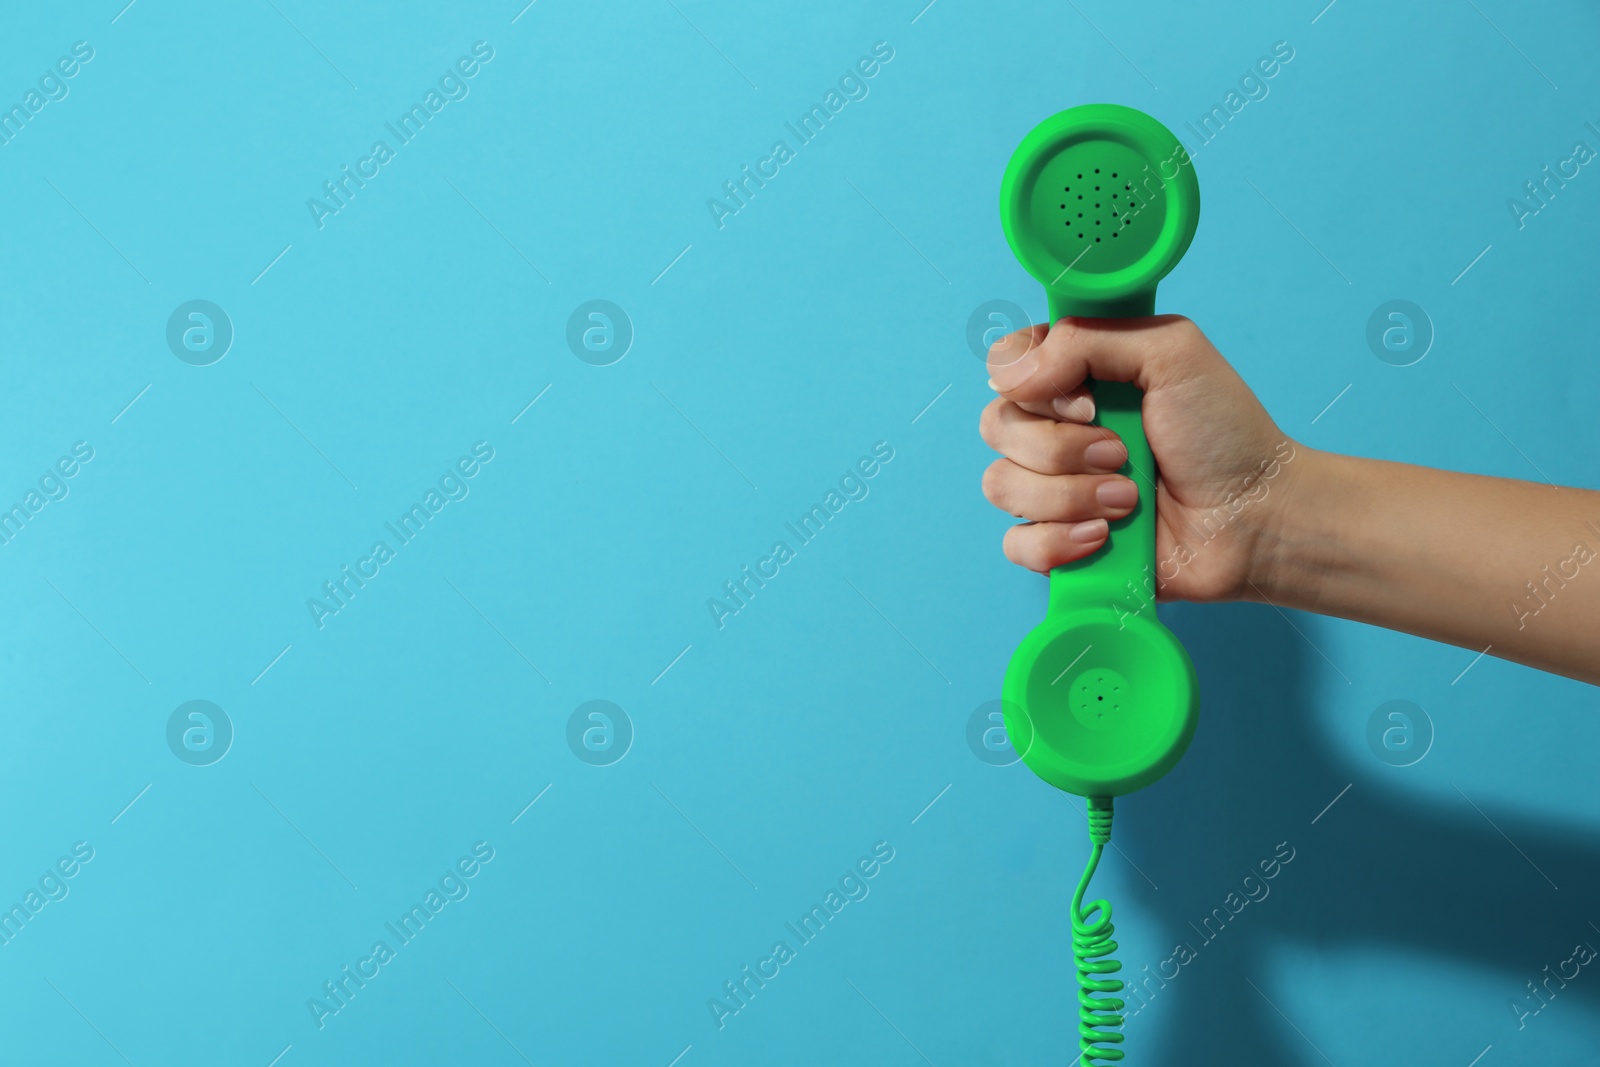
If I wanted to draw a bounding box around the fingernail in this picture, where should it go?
[1070,518,1109,544]
[1084,439,1127,472]
[987,378,1000,392]
[1096,479,1138,509]
[1053,395,1095,421]
[989,349,1040,391]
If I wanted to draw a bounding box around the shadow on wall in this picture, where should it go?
[1111,601,1600,1064]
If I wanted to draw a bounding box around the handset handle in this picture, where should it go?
[1045,293,1157,620]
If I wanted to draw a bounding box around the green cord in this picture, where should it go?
[1071,796,1124,1064]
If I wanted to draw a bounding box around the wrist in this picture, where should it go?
[1243,442,1354,610]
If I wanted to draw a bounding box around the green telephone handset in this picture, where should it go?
[997,104,1202,1065]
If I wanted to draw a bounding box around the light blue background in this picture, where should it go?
[2,1,1598,1064]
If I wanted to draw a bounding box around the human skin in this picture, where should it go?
[980,316,1600,686]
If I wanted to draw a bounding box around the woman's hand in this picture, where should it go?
[980,315,1300,603]
[979,314,1600,684]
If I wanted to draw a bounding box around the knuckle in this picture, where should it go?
[1001,525,1027,564]
[1037,524,1070,563]
[1160,314,1204,356]
[1033,523,1072,570]
[981,460,1010,506]
[1043,320,1095,384]
[1059,476,1093,516]
[1004,524,1045,572]
[1049,427,1082,472]
[978,398,1004,446]
[1046,317,1086,358]
[1049,314,1085,338]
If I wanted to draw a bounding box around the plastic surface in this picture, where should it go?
[998,105,1202,797]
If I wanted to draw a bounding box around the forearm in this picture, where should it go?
[1252,448,1600,685]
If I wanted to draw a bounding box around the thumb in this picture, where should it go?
[987,315,1195,406]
